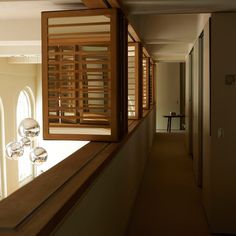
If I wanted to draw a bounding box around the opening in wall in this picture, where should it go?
[16,89,35,186]
[0,98,6,199]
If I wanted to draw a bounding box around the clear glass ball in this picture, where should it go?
[20,137,31,147]
[29,147,48,165]
[18,118,40,138]
[5,141,24,160]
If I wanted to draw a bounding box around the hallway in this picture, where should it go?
[126,133,210,236]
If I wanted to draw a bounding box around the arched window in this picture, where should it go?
[0,98,7,199]
[16,89,35,185]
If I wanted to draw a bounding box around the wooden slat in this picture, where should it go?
[48,79,111,82]
[48,50,110,56]
[49,41,110,46]
[49,123,110,128]
[49,107,111,112]
[48,32,110,38]
[48,60,109,65]
[48,68,111,73]
[48,115,110,119]
[48,88,111,92]
[49,37,110,45]
[82,0,108,8]
[48,22,110,28]
[48,97,110,101]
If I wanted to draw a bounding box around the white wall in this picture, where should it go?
[185,13,236,234]
[53,109,156,236]
[0,19,41,57]
[0,98,6,199]
[202,19,211,230]
[204,13,236,234]
[191,39,202,186]
[156,62,180,130]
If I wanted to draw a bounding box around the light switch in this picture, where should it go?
[217,128,224,138]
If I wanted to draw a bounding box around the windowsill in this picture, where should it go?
[19,175,34,188]
[0,108,153,235]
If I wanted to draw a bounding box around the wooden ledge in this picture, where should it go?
[0,108,154,235]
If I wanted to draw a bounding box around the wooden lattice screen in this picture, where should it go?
[142,54,150,110]
[149,61,154,106]
[42,9,127,141]
[128,42,142,119]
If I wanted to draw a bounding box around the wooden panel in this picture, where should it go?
[42,8,127,141]
[128,42,142,119]
[142,55,150,110]
[149,61,154,106]
[152,63,156,104]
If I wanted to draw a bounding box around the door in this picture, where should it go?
[198,32,204,186]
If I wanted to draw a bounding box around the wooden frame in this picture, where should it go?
[81,0,108,8]
[128,24,141,43]
[152,62,156,104]
[42,8,127,142]
[128,42,142,119]
[142,52,150,110]
[143,47,151,58]
[149,60,155,106]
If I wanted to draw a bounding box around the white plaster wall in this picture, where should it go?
[53,109,156,236]
[156,62,180,131]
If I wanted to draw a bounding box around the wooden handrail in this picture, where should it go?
[0,108,153,235]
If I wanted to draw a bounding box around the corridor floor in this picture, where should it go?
[126,133,210,236]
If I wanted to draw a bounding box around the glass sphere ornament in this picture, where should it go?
[18,118,40,138]
[5,141,24,160]
[29,147,48,165]
[20,137,31,147]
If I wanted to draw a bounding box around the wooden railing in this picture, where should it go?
[0,108,154,236]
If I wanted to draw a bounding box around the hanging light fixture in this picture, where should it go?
[5,118,48,165]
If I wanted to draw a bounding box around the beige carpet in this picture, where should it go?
[126,133,211,236]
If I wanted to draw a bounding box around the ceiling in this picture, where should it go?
[122,0,236,61]
[0,0,85,19]
[121,0,236,15]
[0,0,235,61]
